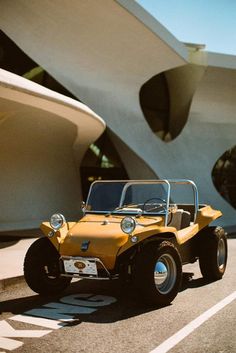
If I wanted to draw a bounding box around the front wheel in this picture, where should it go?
[133,241,182,306]
[24,237,71,295]
[198,226,227,281]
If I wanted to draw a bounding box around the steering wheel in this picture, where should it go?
[142,197,167,213]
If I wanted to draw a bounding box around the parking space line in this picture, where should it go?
[150,291,236,353]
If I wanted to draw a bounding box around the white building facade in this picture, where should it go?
[0,0,236,229]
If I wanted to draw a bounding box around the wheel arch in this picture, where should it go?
[116,231,177,270]
[143,232,177,245]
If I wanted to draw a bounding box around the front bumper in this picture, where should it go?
[60,256,118,280]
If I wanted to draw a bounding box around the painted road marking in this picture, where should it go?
[0,321,51,350]
[150,291,236,353]
[22,301,96,321]
[0,320,51,337]
[11,314,65,329]
[60,293,117,307]
[1,293,116,351]
[11,294,116,329]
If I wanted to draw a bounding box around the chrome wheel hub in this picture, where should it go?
[154,253,177,294]
[217,238,226,270]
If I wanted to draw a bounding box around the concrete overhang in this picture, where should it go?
[0,0,188,95]
[0,69,106,147]
[206,52,236,70]
[116,0,188,61]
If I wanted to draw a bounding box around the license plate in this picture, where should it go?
[63,258,98,276]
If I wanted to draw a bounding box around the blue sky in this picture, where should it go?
[136,0,236,55]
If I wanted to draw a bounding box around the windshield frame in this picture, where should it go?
[85,179,199,225]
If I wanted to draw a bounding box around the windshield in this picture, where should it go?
[86,181,169,215]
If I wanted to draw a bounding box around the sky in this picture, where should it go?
[136,0,236,55]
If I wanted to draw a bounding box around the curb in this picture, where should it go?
[0,275,25,292]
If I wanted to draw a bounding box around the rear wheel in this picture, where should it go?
[198,226,227,280]
[133,241,182,306]
[24,237,71,295]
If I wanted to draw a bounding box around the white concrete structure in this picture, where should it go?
[1,0,236,226]
[0,69,105,230]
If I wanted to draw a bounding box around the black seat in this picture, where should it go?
[181,211,191,229]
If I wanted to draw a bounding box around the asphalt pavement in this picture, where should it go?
[0,235,236,353]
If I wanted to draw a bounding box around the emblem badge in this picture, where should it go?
[74,261,86,270]
[81,240,90,251]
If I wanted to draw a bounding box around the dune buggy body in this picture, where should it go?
[24,179,228,306]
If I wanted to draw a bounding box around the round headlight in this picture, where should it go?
[120,217,136,234]
[50,213,66,230]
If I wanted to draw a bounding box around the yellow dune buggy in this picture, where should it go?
[24,179,227,306]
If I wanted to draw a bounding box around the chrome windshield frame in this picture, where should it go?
[119,180,170,226]
[86,179,171,225]
[85,179,199,225]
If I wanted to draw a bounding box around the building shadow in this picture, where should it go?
[0,237,19,249]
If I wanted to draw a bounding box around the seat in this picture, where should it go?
[168,209,191,230]
[180,210,191,229]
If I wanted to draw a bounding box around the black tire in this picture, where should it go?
[24,237,71,295]
[198,226,227,281]
[133,241,182,306]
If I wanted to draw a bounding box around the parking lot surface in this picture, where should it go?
[0,238,235,353]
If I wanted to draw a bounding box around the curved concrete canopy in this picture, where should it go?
[0,0,188,171]
[1,1,236,226]
[0,69,105,148]
[0,69,105,231]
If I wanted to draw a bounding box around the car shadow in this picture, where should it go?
[0,273,213,325]
[0,280,155,321]
[180,272,211,291]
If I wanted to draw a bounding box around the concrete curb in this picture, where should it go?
[0,238,35,293]
[0,275,26,292]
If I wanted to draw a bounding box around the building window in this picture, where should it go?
[80,131,128,199]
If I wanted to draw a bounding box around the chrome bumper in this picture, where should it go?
[60,256,118,280]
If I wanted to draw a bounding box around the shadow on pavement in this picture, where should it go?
[180,272,210,291]
[0,280,155,321]
[0,228,42,239]
[227,233,236,239]
[0,238,19,249]
[0,273,212,324]
[0,229,42,249]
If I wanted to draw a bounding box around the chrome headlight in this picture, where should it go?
[120,217,136,234]
[50,213,66,230]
